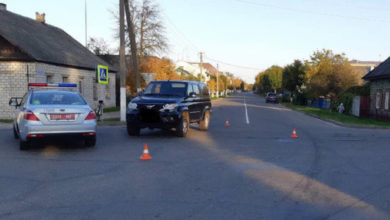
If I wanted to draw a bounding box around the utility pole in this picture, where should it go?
[124,0,141,93]
[119,0,126,122]
[199,52,203,82]
[84,0,87,46]
[216,64,219,98]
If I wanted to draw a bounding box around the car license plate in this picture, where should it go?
[50,114,75,120]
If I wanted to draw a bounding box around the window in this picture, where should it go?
[385,90,390,110]
[30,92,86,105]
[144,82,187,97]
[376,90,382,109]
[62,76,69,83]
[192,84,200,96]
[200,83,209,97]
[46,75,54,83]
[105,84,111,100]
[187,83,194,96]
[78,80,83,94]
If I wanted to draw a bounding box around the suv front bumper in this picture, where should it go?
[126,110,181,129]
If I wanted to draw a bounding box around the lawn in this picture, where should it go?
[283,103,390,127]
[103,106,120,113]
[0,119,13,123]
[211,95,227,100]
[101,117,120,122]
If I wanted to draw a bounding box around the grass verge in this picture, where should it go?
[103,106,120,113]
[0,119,13,123]
[100,117,120,122]
[211,95,227,100]
[283,103,390,127]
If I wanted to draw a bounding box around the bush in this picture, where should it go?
[344,84,370,96]
[331,92,354,114]
[293,92,307,105]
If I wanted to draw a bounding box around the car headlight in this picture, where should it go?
[160,103,177,112]
[128,102,137,110]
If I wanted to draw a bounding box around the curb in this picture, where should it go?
[98,121,126,126]
[283,105,390,130]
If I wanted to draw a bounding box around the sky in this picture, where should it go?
[2,0,390,83]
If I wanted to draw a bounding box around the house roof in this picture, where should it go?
[189,62,220,76]
[350,60,381,66]
[362,57,390,80]
[0,9,113,71]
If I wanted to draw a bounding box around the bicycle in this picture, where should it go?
[95,100,104,121]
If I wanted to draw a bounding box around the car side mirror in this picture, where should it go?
[138,91,143,96]
[9,97,21,108]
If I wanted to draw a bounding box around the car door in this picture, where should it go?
[191,84,202,121]
[15,93,28,132]
[186,83,197,121]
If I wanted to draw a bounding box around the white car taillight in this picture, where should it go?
[24,110,40,121]
[85,111,96,120]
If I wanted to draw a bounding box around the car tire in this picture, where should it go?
[176,111,189,137]
[13,125,19,140]
[84,136,96,147]
[127,124,140,136]
[19,140,29,151]
[200,110,210,131]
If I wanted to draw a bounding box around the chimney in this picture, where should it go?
[0,3,6,10]
[35,12,46,24]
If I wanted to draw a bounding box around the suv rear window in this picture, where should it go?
[144,82,187,97]
[30,92,86,105]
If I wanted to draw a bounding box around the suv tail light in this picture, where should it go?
[85,111,96,120]
[24,110,40,121]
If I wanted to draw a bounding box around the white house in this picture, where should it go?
[175,60,210,82]
[0,4,116,119]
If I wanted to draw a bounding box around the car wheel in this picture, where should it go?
[13,125,19,140]
[84,136,96,147]
[176,111,189,137]
[127,124,140,136]
[200,110,210,131]
[19,140,29,151]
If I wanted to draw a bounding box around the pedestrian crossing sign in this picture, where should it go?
[97,65,109,84]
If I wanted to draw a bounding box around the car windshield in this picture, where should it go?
[268,93,276,96]
[143,82,187,97]
[30,92,86,105]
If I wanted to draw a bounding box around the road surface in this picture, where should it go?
[1,93,390,219]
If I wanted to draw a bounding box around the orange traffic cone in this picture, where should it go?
[140,144,152,160]
[225,120,230,127]
[291,128,298,138]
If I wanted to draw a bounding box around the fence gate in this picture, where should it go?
[359,96,370,118]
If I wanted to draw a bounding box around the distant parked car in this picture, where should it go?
[9,83,97,150]
[265,92,278,103]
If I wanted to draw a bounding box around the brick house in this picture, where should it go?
[0,4,116,119]
[362,57,390,119]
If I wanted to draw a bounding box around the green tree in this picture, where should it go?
[282,60,306,94]
[255,65,283,93]
[306,49,359,97]
[259,74,272,93]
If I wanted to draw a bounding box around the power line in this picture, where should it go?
[204,55,262,71]
[233,0,390,23]
[162,11,263,73]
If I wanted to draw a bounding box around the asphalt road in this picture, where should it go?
[1,93,390,220]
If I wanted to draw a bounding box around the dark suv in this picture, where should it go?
[126,81,212,137]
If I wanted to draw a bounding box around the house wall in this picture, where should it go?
[0,61,116,119]
[369,79,390,118]
[0,61,33,119]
